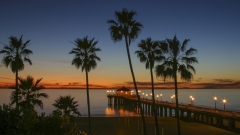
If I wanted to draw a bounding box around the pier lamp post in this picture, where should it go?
[137,91,140,97]
[223,99,227,111]
[146,94,148,100]
[214,96,217,109]
[150,93,152,99]
[142,93,144,99]
[160,94,162,101]
[190,96,194,105]
[156,95,159,101]
[107,90,109,95]
[171,96,173,103]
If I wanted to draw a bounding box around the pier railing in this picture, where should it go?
[107,94,240,117]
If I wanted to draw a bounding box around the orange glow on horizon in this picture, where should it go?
[1,80,240,89]
[1,73,240,89]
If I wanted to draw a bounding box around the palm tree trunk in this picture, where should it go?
[15,66,19,110]
[124,36,147,135]
[150,67,159,135]
[174,71,181,135]
[85,70,91,135]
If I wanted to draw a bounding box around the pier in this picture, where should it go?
[107,93,240,132]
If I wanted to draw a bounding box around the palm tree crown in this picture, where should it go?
[11,75,49,109]
[107,8,143,45]
[155,35,198,81]
[135,38,166,69]
[53,95,81,117]
[69,36,101,72]
[0,35,33,73]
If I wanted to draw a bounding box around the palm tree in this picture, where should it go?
[155,35,198,135]
[53,95,81,117]
[69,36,101,135]
[0,35,33,109]
[135,38,166,135]
[107,9,147,135]
[10,75,49,110]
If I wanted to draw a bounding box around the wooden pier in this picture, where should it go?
[107,94,240,132]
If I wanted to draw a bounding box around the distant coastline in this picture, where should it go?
[0,87,239,90]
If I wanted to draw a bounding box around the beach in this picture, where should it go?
[76,116,239,135]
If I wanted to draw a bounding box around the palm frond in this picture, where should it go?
[181,39,190,52]
[178,64,194,81]
[21,39,31,51]
[1,56,14,68]
[155,64,173,81]
[182,57,198,64]
[186,64,196,73]
[185,47,197,56]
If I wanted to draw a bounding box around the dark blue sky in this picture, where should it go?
[0,0,240,88]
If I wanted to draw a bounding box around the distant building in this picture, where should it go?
[116,86,132,95]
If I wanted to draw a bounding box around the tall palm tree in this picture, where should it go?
[53,95,81,117]
[0,35,33,109]
[155,35,198,135]
[107,9,147,135]
[135,38,166,135]
[10,75,49,110]
[69,36,101,135]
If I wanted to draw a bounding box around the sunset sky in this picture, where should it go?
[0,0,240,89]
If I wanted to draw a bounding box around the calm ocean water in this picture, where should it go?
[0,89,240,117]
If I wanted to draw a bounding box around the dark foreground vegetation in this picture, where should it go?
[0,104,86,135]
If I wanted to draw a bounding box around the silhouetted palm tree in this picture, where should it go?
[53,95,81,117]
[107,9,147,135]
[135,38,167,135]
[155,35,198,135]
[69,36,101,135]
[0,35,33,109]
[10,75,49,110]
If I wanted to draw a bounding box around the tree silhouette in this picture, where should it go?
[69,36,101,134]
[107,8,147,135]
[10,75,49,110]
[135,38,166,135]
[52,95,81,117]
[155,35,198,135]
[0,35,33,109]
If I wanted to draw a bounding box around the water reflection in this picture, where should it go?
[105,107,139,117]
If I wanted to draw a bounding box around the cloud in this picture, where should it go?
[0,77,14,80]
[124,81,186,86]
[192,81,240,89]
[68,82,80,85]
[213,79,234,83]
[120,81,189,89]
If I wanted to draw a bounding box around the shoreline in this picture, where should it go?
[76,116,239,135]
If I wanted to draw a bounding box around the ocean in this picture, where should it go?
[0,89,240,117]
